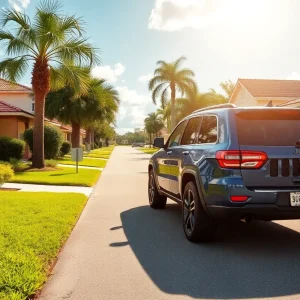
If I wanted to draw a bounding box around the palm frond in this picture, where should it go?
[176,68,195,78]
[48,38,100,66]
[0,8,31,28]
[161,86,169,109]
[148,75,167,91]
[173,56,186,70]
[59,15,85,36]
[50,65,91,96]
[0,56,29,81]
[151,82,167,105]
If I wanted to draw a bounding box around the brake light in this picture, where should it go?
[230,196,249,202]
[216,151,268,169]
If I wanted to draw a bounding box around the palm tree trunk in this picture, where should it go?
[149,133,152,147]
[31,58,50,169]
[171,82,176,131]
[86,127,92,148]
[71,120,81,148]
[32,90,45,168]
[91,129,95,149]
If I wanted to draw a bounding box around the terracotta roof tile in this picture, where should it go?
[0,78,32,92]
[0,100,24,113]
[239,78,300,97]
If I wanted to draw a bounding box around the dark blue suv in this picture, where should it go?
[148,104,300,243]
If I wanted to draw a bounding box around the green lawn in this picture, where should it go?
[86,146,114,159]
[0,192,87,300]
[11,167,101,187]
[138,147,158,155]
[57,157,107,168]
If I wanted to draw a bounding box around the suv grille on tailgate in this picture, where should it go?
[270,159,300,177]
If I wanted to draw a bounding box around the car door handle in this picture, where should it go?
[167,151,172,155]
[182,151,189,155]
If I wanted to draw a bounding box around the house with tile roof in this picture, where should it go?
[229,79,300,107]
[0,78,86,157]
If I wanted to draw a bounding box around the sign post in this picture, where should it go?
[71,148,83,173]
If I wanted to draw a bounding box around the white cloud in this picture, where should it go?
[148,0,263,31]
[8,0,30,11]
[115,86,156,134]
[286,72,300,80]
[91,63,125,83]
[138,73,153,83]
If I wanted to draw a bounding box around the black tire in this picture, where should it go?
[182,181,217,243]
[148,170,167,209]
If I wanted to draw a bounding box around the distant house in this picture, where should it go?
[0,78,86,157]
[229,79,300,107]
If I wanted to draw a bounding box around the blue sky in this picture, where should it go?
[1,0,300,133]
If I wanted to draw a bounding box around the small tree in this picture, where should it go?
[24,126,63,159]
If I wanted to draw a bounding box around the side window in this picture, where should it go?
[167,121,187,148]
[197,116,218,144]
[180,117,202,145]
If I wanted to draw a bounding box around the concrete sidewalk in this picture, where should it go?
[2,183,93,196]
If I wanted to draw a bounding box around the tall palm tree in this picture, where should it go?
[0,1,99,168]
[45,78,119,148]
[149,56,197,131]
[144,112,164,145]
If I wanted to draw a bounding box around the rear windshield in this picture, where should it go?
[235,110,300,146]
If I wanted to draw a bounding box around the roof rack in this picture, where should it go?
[192,103,237,114]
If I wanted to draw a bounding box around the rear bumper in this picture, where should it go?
[207,205,300,221]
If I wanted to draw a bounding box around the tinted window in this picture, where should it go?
[236,110,300,146]
[197,116,217,144]
[168,121,187,148]
[181,117,202,145]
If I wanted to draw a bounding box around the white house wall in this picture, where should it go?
[232,86,256,106]
[0,93,33,113]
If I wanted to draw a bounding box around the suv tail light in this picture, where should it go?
[216,151,268,169]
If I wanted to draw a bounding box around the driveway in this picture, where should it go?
[40,146,300,300]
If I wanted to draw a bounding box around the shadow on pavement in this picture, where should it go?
[117,203,300,299]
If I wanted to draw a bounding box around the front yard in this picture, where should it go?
[138,147,158,155]
[10,167,101,187]
[57,157,107,168]
[0,192,87,300]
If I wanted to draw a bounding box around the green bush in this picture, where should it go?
[99,141,103,148]
[60,141,71,156]
[92,143,98,149]
[45,159,57,168]
[24,126,63,159]
[80,144,86,151]
[0,136,25,161]
[0,164,14,184]
[9,158,28,172]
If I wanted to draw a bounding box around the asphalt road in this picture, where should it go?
[40,146,300,300]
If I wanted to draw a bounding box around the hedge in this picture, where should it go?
[0,136,25,161]
[0,164,14,184]
[24,126,63,159]
[60,141,71,156]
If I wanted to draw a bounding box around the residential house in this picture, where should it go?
[0,78,86,156]
[229,79,300,107]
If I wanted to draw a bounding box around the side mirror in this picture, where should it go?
[153,137,165,148]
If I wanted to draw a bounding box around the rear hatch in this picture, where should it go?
[235,108,300,189]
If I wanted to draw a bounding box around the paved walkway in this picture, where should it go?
[40,146,300,300]
[2,183,93,196]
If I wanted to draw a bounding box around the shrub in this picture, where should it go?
[0,164,14,185]
[80,144,86,151]
[45,160,57,168]
[9,158,28,172]
[60,141,71,157]
[99,141,103,148]
[0,136,25,161]
[92,143,98,149]
[24,126,63,159]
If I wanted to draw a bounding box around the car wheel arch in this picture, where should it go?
[181,169,209,214]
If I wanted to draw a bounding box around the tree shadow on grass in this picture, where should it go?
[49,173,75,176]
[117,204,300,299]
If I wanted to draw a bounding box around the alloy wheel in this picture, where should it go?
[183,188,195,235]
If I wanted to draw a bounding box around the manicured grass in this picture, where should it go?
[0,192,87,300]
[85,146,115,159]
[138,147,158,155]
[57,157,107,168]
[11,167,101,187]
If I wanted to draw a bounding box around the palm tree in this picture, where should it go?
[0,1,99,168]
[144,112,164,145]
[149,56,197,131]
[220,80,235,100]
[46,78,119,148]
[176,88,228,121]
